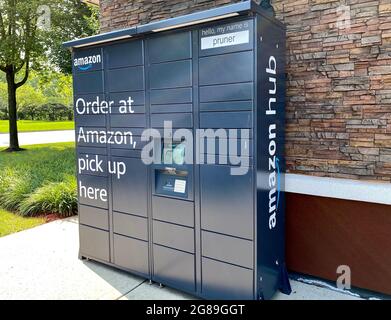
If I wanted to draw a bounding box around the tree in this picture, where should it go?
[0,70,74,120]
[40,71,73,106]
[0,0,99,151]
[49,2,99,74]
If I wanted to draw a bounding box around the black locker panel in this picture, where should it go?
[202,231,253,269]
[201,257,253,300]
[199,51,253,85]
[79,205,109,231]
[113,212,148,241]
[112,157,148,217]
[151,103,193,114]
[200,165,253,239]
[109,113,146,128]
[200,111,252,129]
[150,87,192,105]
[106,66,145,92]
[150,113,193,128]
[77,146,108,156]
[75,115,106,127]
[201,154,253,167]
[153,220,194,253]
[199,82,253,102]
[113,234,149,275]
[105,40,144,69]
[150,60,192,89]
[73,71,103,94]
[153,245,195,292]
[200,137,253,157]
[110,148,141,159]
[148,32,192,63]
[79,225,110,262]
[152,196,194,227]
[200,101,253,112]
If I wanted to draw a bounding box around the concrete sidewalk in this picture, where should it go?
[0,130,74,147]
[0,217,363,300]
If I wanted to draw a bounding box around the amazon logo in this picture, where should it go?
[74,54,102,71]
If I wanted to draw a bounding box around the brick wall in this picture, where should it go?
[100,0,242,31]
[274,0,391,182]
[100,0,391,182]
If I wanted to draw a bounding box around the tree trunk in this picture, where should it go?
[5,67,22,152]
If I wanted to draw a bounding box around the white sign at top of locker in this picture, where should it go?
[200,20,250,50]
[201,30,249,50]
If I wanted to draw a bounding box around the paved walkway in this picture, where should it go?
[0,130,74,147]
[0,217,364,300]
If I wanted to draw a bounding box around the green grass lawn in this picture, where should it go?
[0,142,77,218]
[0,208,45,237]
[0,120,74,133]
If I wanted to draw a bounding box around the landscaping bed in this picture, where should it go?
[0,142,77,218]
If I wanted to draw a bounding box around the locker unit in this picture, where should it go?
[65,0,291,300]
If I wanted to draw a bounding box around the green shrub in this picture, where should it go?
[0,170,32,211]
[19,177,77,217]
[0,143,77,217]
[18,103,73,121]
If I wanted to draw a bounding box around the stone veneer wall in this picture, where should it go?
[100,0,391,182]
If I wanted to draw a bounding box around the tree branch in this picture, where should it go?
[15,60,25,73]
[15,5,34,88]
[15,60,29,88]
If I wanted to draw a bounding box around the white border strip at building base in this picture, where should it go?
[284,173,391,206]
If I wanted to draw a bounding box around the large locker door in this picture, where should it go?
[200,164,253,239]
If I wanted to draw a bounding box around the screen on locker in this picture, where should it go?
[155,138,189,199]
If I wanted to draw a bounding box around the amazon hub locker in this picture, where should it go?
[64,1,290,300]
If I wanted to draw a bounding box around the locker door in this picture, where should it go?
[200,164,253,240]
